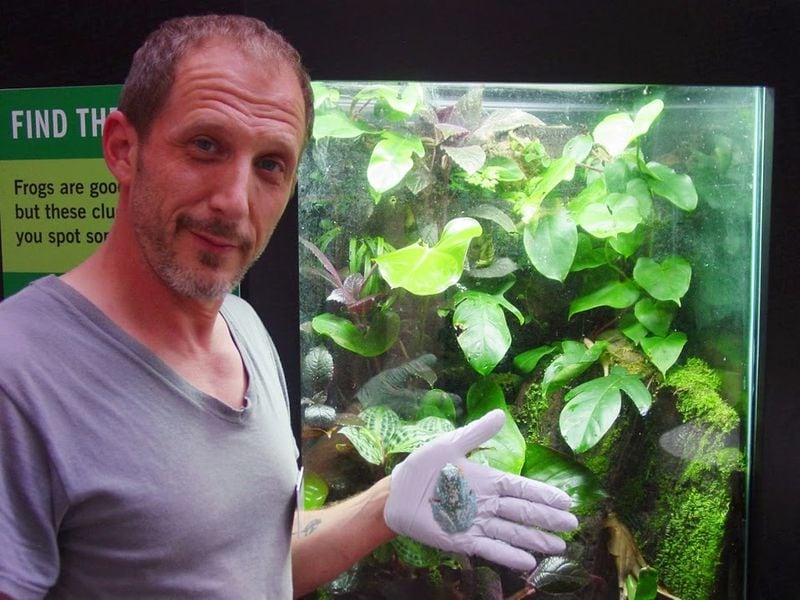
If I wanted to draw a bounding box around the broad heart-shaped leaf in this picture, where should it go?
[523,444,606,513]
[542,340,607,397]
[523,199,578,282]
[360,405,401,446]
[518,156,576,223]
[641,331,687,376]
[374,217,482,296]
[571,233,607,272]
[466,378,526,474]
[572,192,643,239]
[633,256,692,305]
[367,131,425,193]
[593,99,664,157]
[645,161,698,211]
[302,470,329,510]
[312,109,375,140]
[514,345,556,373]
[354,83,423,118]
[484,156,525,181]
[442,144,486,174]
[559,366,651,453]
[634,297,675,337]
[568,280,640,319]
[355,354,438,418]
[453,292,513,376]
[311,310,400,357]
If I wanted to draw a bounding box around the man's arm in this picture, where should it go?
[291,476,394,598]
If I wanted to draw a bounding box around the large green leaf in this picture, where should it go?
[571,234,607,272]
[386,417,454,454]
[523,199,578,282]
[311,310,400,357]
[367,131,425,193]
[355,354,438,418]
[645,161,698,211]
[354,83,423,118]
[360,405,401,447]
[312,109,375,140]
[466,378,526,474]
[593,99,664,157]
[310,82,340,109]
[467,204,518,234]
[633,256,692,305]
[562,134,594,162]
[641,332,687,375]
[542,340,607,397]
[374,217,482,295]
[568,280,640,319]
[522,444,606,513]
[416,389,458,421]
[453,291,513,376]
[572,192,643,239]
[559,366,651,453]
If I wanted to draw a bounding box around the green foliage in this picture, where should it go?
[666,357,739,433]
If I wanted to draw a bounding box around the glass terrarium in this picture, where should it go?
[295,82,771,599]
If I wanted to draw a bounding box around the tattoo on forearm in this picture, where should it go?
[301,518,321,537]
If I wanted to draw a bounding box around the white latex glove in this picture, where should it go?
[384,409,578,570]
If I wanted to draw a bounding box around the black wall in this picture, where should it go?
[2,1,797,596]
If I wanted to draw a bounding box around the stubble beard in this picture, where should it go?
[130,170,263,301]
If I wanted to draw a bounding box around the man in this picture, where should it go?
[0,15,577,599]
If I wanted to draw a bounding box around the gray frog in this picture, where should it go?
[430,463,478,533]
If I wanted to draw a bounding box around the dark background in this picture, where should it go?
[2,1,797,596]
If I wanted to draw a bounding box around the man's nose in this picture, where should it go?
[209,160,251,218]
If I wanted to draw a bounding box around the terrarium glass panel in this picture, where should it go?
[296,83,771,599]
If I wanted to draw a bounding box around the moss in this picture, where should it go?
[648,357,743,600]
[582,419,623,479]
[665,358,738,434]
[515,382,551,445]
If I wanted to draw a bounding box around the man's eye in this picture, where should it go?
[257,158,281,172]
[193,138,217,152]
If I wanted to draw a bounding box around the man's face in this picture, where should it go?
[128,40,307,300]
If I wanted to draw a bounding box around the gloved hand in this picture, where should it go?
[384,409,578,570]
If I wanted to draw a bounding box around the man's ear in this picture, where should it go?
[102,110,138,185]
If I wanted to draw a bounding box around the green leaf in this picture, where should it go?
[609,226,645,257]
[355,83,423,118]
[360,405,402,446]
[484,156,526,181]
[302,345,334,393]
[633,256,692,305]
[468,204,518,234]
[603,158,631,193]
[568,280,640,319]
[572,192,643,239]
[563,134,593,162]
[559,366,650,453]
[355,354,438,418]
[645,161,698,211]
[310,82,340,110]
[560,376,622,453]
[523,444,606,513]
[391,536,442,568]
[416,389,458,421]
[466,379,526,474]
[442,145,486,174]
[514,345,556,373]
[367,131,425,193]
[453,292,512,375]
[571,233,607,272]
[628,567,659,600]
[311,310,400,357]
[519,157,576,222]
[593,99,663,157]
[542,340,607,397]
[338,425,385,465]
[303,470,329,510]
[641,332,687,375]
[634,298,675,336]
[528,556,593,595]
[312,109,375,140]
[374,217,482,295]
[523,198,578,282]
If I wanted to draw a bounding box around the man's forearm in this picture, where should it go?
[291,476,395,598]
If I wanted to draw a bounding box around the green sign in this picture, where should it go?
[0,85,121,296]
